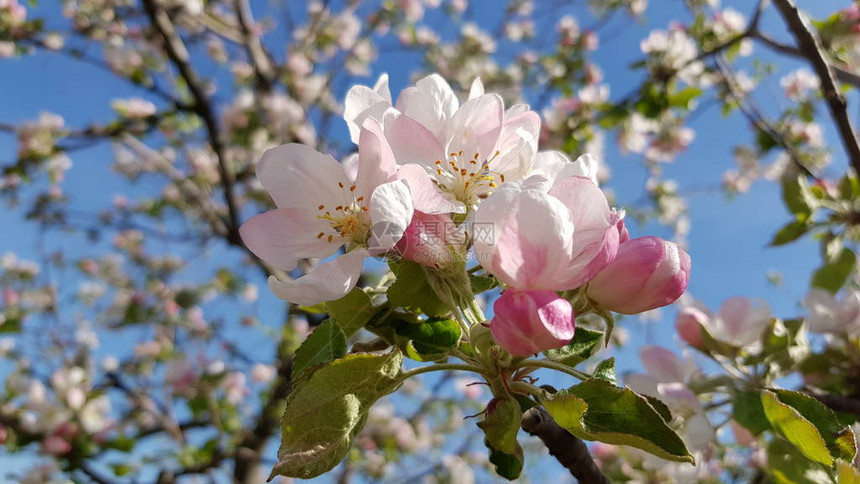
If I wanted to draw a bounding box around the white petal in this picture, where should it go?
[367,181,414,254]
[355,117,398,199]
[444,94,504,161]
[398,164,464,214]
[257,144,349,209]
[491,110,540,180]
[382,109,446,167]
[344,73,393,144]
[268,249,368,306]
[395,74,459,140]
[468,77,485,100]
[239,208,339,271]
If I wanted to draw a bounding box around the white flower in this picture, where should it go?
[803,289,860,335]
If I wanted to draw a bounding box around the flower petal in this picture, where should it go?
[239,208,339,271]
[355,117,398,199]
[468,77,485,100]
[257,144,349,209]
[395,74,458,140]
[367,180,414,254]
[382,109,446,167]
[473,183,574,289]
[268,249,368,306]
[443,93,504,160]
[491,110,540,181]
[344,74,392,144]
[398,164,464,214]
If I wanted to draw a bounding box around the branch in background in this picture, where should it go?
[141,0,242,243]
[715,55,820,180]
[233,0,276,91]
[753,32,860,88]
[806,390,860,416]
[772,0,860,177]
[520,407,610,484]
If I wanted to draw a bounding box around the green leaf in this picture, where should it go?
[593,357,616,384]
[543,327,603,367]
[733,391,771,436]
[393,317,461,358]
[811,248,856,294]
[387,260,450,317]
[478,397,522,455]
[761,390,832,466]
[485,440,523,480]
[292,319,347,380]
[668,86,703,109]
[541,379,693,463]
[767,438,833,484]
[782,175,815,216]
[769,389,856,463]
[838,174,860,200]
[269,351,403,480]
[326,288,379,337]
[769,219,811,246]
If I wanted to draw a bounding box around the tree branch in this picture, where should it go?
[752,31,860,88]
[772,0,860,176]
[233,0,276,91]
[520,407,609,484]
[141,0,242,242]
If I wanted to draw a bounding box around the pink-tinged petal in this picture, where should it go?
[239,208,339,271]
[531,151,599,186]
[657,382,702,414]
[490,110,540,181]
[398,164,464,214]
[444,94,504,161]
[472,183,573,289]
[257,144,349,209]
[367,181,413,254]
[505,104,531,118]
[676,306,708,348]
[341,153,359,182]
[355,118,398,199]
[268,249,368,306]
[468,77,485,100]
[640,345,686,383]
[395,74,458,140]
[395,212,464,268]
[550,176,621,288]
[717,297,770,347]
[344,74,392,144]
[490,290,575,357]
[624,373,660,397]
[586,236,690,314]
[382,109,447,167]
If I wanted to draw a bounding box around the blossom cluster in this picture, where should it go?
[241,74,691,356]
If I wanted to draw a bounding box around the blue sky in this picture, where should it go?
[0,0,853,480]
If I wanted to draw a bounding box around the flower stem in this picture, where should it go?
[400,363,487,381]
[517,359,591,381]
[509,380,544,398]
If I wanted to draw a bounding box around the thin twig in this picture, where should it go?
[772,0,860,176]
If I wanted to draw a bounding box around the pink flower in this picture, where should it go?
[346,74,540,212]
[679,298,771,349]
[675,306,707,348]
[240,119,413,306]
[586,236,691,314]
[490,289,574,356]
[473,175,622,291]
[394,211,464,268]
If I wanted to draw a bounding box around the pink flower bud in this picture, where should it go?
[586,236,691,315]
[394,212,463,268]
[490,289,575,357]
[676,306,707,348]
